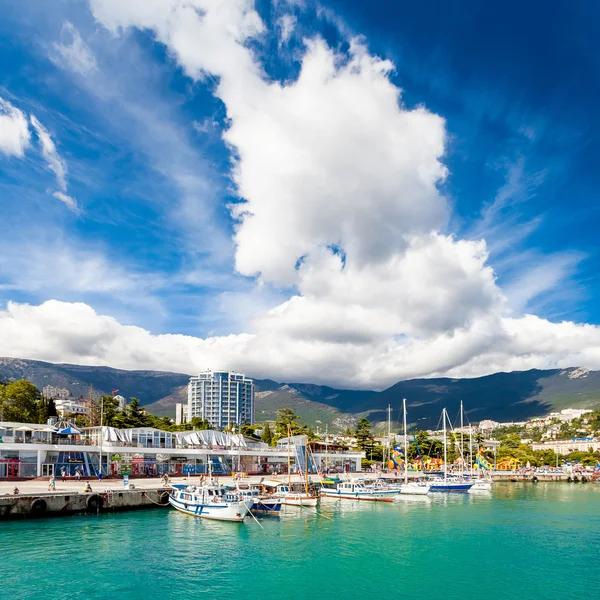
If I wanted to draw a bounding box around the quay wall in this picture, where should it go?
[0,488,170,521]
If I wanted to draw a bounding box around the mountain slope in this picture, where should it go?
[0,357,189,404]
[2,358,600,429]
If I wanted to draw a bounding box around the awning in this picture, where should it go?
[57,426,82,435]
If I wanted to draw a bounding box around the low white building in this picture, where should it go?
[0,421,364,479]
[54,397,89,416]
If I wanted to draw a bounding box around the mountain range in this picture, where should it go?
[1,358,600,431]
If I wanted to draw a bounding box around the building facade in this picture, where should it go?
[42,386,70,400]
[0,421,363,478]
[175,403,186,425]
[187,371,254,428]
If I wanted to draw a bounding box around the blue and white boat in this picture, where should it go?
[429,477,473,492]
[169,483,253,522]
[235,482,283,514]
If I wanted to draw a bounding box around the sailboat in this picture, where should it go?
[429,408,473,492]
[456,401,493,492]
[396,398,431,496]
[278,426,319,507]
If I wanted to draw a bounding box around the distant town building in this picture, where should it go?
[42,386,70,400]
[55,396,89,416]
[187,370,255,428]
[113,395,127,411]
[175,403,186,425]
[477,420,500,437]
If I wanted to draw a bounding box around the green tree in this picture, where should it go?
[0,380,42,423]
[261,422,273,445]
[275,408,302,438]
[354,418,374,451]
[190,416,211,430]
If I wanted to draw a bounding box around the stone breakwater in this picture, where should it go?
[0,488,170,520]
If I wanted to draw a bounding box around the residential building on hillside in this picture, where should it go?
[187,370,254,428]
[42,386,70,400]
[54,396,88,416]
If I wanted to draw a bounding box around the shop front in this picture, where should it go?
[0,455,20,478]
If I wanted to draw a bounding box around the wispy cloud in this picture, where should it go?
[51,21,97,75]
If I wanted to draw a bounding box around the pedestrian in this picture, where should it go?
[97,470,103,482]
[61,468,66,482]
[84,481,92,493]
[75,470,81,482]
[48,475,56,491]
[13,486,19,495]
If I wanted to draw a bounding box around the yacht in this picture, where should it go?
[169,483,252,522]
[321,480,398,502]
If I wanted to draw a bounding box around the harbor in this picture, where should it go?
[2,482,599,600]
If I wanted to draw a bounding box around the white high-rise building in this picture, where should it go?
[175,403,186,425]
[187,371,254,428]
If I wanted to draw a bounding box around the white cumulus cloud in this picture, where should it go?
[5,0,585,387]
[0,96,31,157]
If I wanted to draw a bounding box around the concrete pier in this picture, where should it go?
[0,487,171,520]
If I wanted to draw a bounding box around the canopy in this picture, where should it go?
[102,427,133,443]
[13,425,34,431]
[40,426,58,433]
[176,430,247,448]
[56,425,82,435]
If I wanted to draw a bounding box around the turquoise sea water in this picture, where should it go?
[2,483,599,600]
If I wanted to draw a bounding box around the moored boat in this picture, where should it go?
[169,483,252,522]
[235,482,283,514]
[321,480,397,502]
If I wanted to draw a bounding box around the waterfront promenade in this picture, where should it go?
[0,473,312,497]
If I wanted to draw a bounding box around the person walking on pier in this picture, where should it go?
[75,470,81,482]
[48,476,56,491]
[61,468,66,482]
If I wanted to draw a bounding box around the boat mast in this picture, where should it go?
[469,422,473,476]
[287,424,292,489]
[460,401,464,476]
[403,398,408,485]
[325,424,328,475]
[443,408,447,482]
[305,440,309,495]
[387,404,391,470]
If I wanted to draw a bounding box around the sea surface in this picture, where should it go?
[2,483,599,600]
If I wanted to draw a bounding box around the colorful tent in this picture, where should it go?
[496,457,521,470]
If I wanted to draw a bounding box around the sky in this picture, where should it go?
[1,0,600,390]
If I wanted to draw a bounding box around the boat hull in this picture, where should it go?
[283,494,318,507]
[168,495,251,522]
[320,490,395,502]
[398,483,430,495]
[429,483,473,492]
[251,498,283,513]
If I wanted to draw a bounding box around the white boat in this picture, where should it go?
[397,482,431,496]
[261,480,319,507]
[468,479,493,492]
[396,398,432,496]
[321,480,397,502]
[169,483,252,522]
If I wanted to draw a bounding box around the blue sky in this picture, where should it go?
[0,0,599,387]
